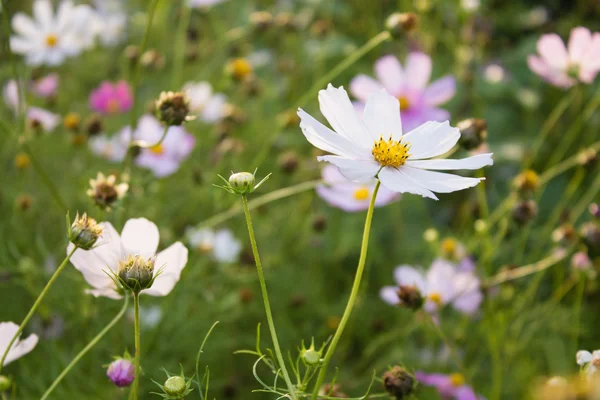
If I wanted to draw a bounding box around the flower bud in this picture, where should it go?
[383,366,415,399]
[423,228,439,243]
[118,254,156,293]
[386,12,418,37]
[226,58,253,81]
[278,151,299,174]
[85,114,104,136]
[140,49,165,69]
[397,285,424,310]
[513,170,539,197]
[571,251,592,271]
[591,203,600,219]
[301,340,322,366]
[457,118,487,150]
[69,212,103,250]
[581,222,600,258]
[229,172,255,193]
[249,11,273,33]
[14,152,31,170]
[274,12,298,32]
[577,148,598,168]
[164,376,187,397]
[106,358,135,387]
[155,91,192,126]
[87,172,129,211]
[0,375,11,392]
[512,200,538,225]
[63,112,81,132]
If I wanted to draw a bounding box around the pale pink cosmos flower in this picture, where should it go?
[3,80,60,132]
[89,80,133,114]
[350,53,456,131]
[380,258,482,315]
[316,165,399,212]
[31,73,58,98]
[119,115,196,178]
[88,134,128,162]
[528,26,600,88]
[416,371,482,400]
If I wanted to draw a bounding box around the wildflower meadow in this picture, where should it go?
[1,0,600,399]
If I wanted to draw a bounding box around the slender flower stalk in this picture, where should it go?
[130,293,141,400]
[309,180,381,400]
[41,295,130,400]
[22,143,68,212]
[241,195,297,400]
[0,246,77,372]
[172,3,191,88]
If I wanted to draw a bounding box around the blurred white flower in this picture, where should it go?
[461,0,479,12]
[577,350,600,376]
[89,134,128,162]
[188,0,228,8]
[0,322,38,366]
[10,0,96,66]
[183,81,227,123]
[67,218,189,299]
[484,64,506,84]
[186,227,242,263]
[3,80,59,133]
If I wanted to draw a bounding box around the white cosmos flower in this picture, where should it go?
[10,0,95,66]
[0,322,38,366]
[183,81,227,123]
[186,227,242,263]
[298,85,493,200]
[577,350,600,376]
[67,218,188,299]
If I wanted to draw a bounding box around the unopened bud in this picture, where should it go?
[69,212,103,250]
[397,285,424,310]
[107,358,135,388]
[229,172,255,193]
[457,118,487,150]
[87,172,129,211]
[386,12,418,37]
[512,200,538,225]
[423,228,439,243]
[249,11,273,32]
[85,114,104,136]
[118,254,156,293]
[164,376,187,397]
[383,366,415,399]
[155,91,192,126]
[63,112,81,132]
[301,340,321,366]
[513,170,540,197]
[226,58,253,81]
[0,375,11,392]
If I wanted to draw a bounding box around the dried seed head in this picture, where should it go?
[513,169,540,196]
[85,114,104,136]
[87,172,129,211]
[383,366,415,399]
[397,285,424,310]
[155,91,192,126]
[69,212,103,250]
[457,118,487,150]
[512,200,538,225]
[386,12,418,37]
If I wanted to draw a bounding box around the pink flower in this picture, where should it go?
[106,358,134,387]
[31,73,58,98]
[89,80,133,114]
[350,53,456,131]
[528,27,600,89]
[316,165,399,212]
[416,371,482,400]
[120,115,195,178]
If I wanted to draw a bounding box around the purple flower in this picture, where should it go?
[528,27,600,89]
[316,165,399,212]
[31,73,58,98]
[350,53,456,131]
[106,358,134,387]
[89,80,133,114]
[416,371,482,400]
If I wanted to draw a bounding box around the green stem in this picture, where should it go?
[130,293,141,400]
[241,195,296,400]
[0,247,77,373]
[309,180,381,400]
[172,2,191,88]
[41,295,130,400]
[22,143,67,212]
[426,313,470,385]
[574,277,585,351]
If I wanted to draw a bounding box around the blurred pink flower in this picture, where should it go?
[3,80,59,132]
[416,371,482,400]
[89,80,133,114]
[528,26,600,88]
[316,165,399,212]
[31,73,58,98]
[350,53,456,131]
[119,115,195,178]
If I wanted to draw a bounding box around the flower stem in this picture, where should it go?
[130,293,141,400]
[172,1,191,88]
[309,180,381,400]
[241,195,297,400]
[22,142,68,212]
[41,294,130,400]
[0,246,77,373]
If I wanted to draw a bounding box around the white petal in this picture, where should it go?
[577,350,593,365]
[33,0,54,30]
[378,167,438,200]
[0,322,39,366]
[568,27,592,64]
[298,109,369,160]
[426,259,456,302]
[9,36,36,54]
[401,166,484,193]
[406,153,493,170]
[121,218,159,257]
[362,89,403,141]
[403,121,460,160]
[143,242,188,296]
[380,286,400,305]
[317,155,380,182]
[318,84,373,148]
[11,13,40,38]
[393,265,426,292]
[85,287,122,299]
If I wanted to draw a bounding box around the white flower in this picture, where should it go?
[186,227,242,263]
[10,0,95,66]
[183,81,227,123]
[97,12,127,47]
[298,85,493,200]
[0,322,38,366]
[67,218,189,299]
[89,134,128,162]
[3,80,59,133]
[188,0,227,8]
[577,350,600,376]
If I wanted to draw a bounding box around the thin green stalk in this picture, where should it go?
[571,168,600,222]
[0,247,77,373]
[574,277,585,351]
[309,180,381,400]
[41,295,130,400]
[22,143,67,212]
[130,293,141,400]
[426,313,471,385]
[172,1,191,88]
[484,249,571,287]
[241,195,297,400]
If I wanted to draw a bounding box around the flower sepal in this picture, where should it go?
[151,365,195,399]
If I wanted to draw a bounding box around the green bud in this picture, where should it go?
[0,376,11,392]
[69,212,103,250]
[164,376,187,397]
[229,172,255,193]
[117,254,156,293]
[301,339,322,366]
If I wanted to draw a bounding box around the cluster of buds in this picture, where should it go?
[117,254,156,294]
[215,171,271,195]
[153,366,194,399]
[87,172,129,211]
[382,366,415,400]
[155,91,193,126]
[385,12,418,38]
[457,118,487,151]
[68,212,103,250]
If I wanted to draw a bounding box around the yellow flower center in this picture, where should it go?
[353,187,370,201]
[45,34,58,47]
[150,144,165,155]
[449,373,465,387]
[372,135,411,168]
[398,96,411,110]
[107,99,120,113]
[197,243,213,253]
[14,153,31,169]
[441,238,457,254]
[229,58,253,80]
[428,292,442,305]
